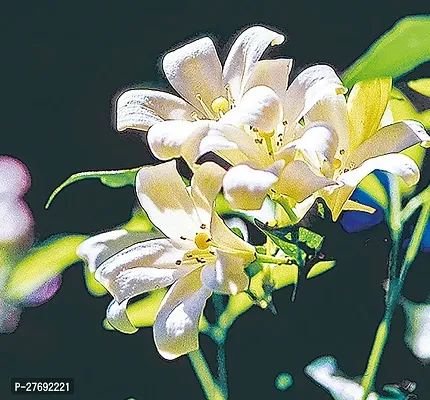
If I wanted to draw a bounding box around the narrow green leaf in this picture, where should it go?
[343,16,430,87]
[4,235,87,301]
[45,167,142,208]
[408,78,430,97]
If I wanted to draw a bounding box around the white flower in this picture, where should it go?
[78,161,255,359]
[401,297,430,363]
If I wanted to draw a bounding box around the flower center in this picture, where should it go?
[194,232,212,250]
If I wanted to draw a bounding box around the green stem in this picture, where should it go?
[188,350,225,400]
[212,295,228,398]
[360,202,430,400]
[275,196,299,224]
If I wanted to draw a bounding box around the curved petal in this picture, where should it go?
[201,249,250,295]
[162,37,223,112]
[275,160,336,202]
[106,299,138,334]
[77,229,162,273]
[224,217,249,242]
[210,211,255,256]
[244,59,293,104]
[348,120,430,167]
[304,92,349,158]
[95,238,197,303]
[283,65,345,125]
[225,85,283,133]
[324,154,420,221]
[222,162,282,210]
[347,78,392,151]
[0,156,31,196]
[190,162,226,226]
[147,120,197,160]
[116,89,197,132]
[223,26,285,101]
[181,121,270,167]
[154,268,211,360]
[136,161,201,239]
[293,123,339,176]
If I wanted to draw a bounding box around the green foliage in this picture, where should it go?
[342,16,430,87]
[4,235,87,301]
[45,167,142,208]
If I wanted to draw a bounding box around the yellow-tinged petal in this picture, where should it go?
[275,160,337,202]
[343,200,376,214]
[347,77,392,151]
[154,268,211,360]
[201,250,250,295]
[223,26,285,100]
[163,37,223,112]
[116,89,197,132]
[347,120,430,167]
[323,153,419,221]
[136,161,201,239]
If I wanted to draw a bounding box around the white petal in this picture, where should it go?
[224,217,249,242]
[0,156,31,196]
[116,89,197,132]
[348,120,430,167]
[284,65,345,125]
[181,121,270,167]
[225,85,283,133]
[304,93,349,157]
[154,268,211,360]
[106,299,138,334]
[96,238,196,303]
[222,163,282,210]
[402,299,430,363]
[325,154,420,221]
[136,161,201,239]
[244,59,293,104]
[201,249,250,295]
[190,162,226,226]
[163,37,223,112]
[293,123,339,176]
[147,120,197,160]
[223,26,285,100]
[77,229,162,273]
[275,160,336,202]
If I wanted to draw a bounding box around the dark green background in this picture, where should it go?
[1,1,430,399]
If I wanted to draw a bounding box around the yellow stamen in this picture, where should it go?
[196,94,215,119]
[211,96,229,115]
[190,111,200,121]
[335,86,348,95]
[333,158,342,169]
[195,232,211,250]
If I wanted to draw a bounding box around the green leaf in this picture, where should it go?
[306,260,336,279]
[4,235,87,301]
[45,167,142,208]
[408,78,430,97]
[342,16,430,87]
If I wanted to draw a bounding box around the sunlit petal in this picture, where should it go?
[95,239,196,303]
[77,229,162,273]
[116,89,197,132]
[136,161,202,239]
[223,26,285,100]
[106,299,138,334]
[163,37,223,112]
[154,268,211,359]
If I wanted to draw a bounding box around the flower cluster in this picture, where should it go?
[78,26,430,360]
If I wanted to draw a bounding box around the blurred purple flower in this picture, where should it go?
[24,275,62,307]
